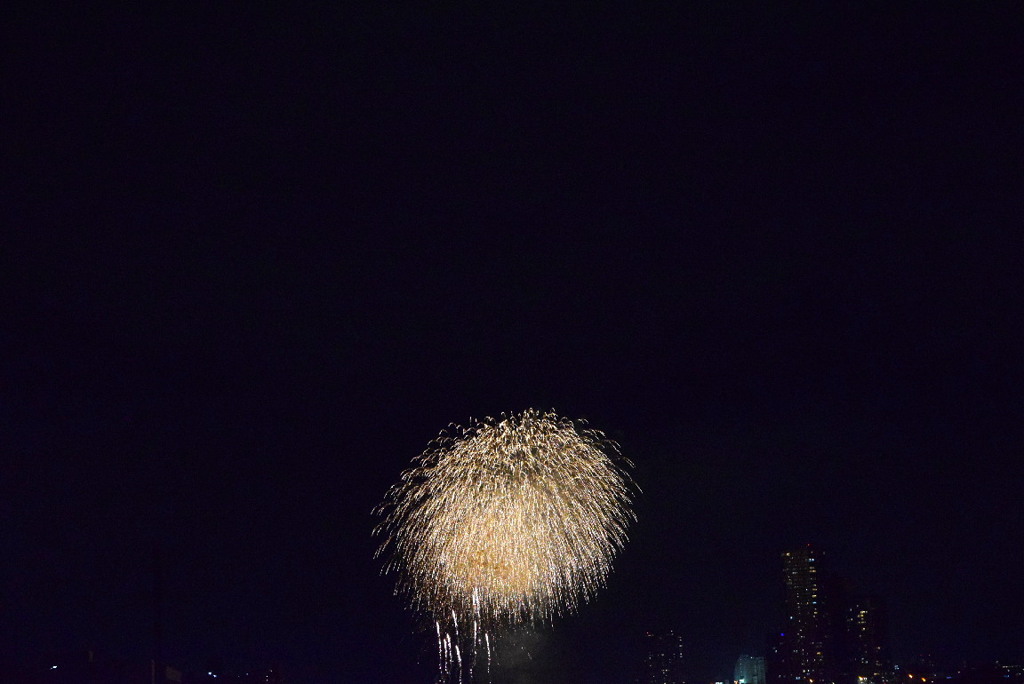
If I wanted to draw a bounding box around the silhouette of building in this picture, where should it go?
[768,546,894,684]
[841,596,893,684]
[773,545,834,684]
[641,631,687,684]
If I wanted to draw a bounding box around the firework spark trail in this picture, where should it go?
[374,409,636,680]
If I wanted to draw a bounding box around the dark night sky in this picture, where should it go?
[4,5,1023,683]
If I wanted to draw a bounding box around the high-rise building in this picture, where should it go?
[768,546,893,684]
[784,545,832,682]
[843,596,893,684]
[769,545,836,684]
[735,655,767,684]
[641,631,687,684]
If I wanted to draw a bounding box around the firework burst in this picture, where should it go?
[374,409,636,680]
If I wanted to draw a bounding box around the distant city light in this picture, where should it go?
[51,665,58,670]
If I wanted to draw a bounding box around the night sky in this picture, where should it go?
[5,5,1023,684]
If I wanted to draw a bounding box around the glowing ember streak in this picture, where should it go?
[374,409,637,679]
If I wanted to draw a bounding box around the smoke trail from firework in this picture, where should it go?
[374,409,636,679]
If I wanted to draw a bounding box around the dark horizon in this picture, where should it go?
[6,5,1023,683]
[4,537,1019,684]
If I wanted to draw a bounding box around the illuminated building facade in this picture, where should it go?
[736,655,767,684]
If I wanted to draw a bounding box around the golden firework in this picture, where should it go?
[374,409,636,632]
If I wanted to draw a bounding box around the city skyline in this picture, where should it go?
[5,543,1018,683]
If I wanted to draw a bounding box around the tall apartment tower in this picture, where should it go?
[641,631,687,684]
[844,596,893,684]
[778,545,834,684]
[768,546,894,684]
